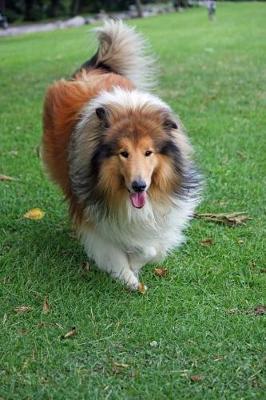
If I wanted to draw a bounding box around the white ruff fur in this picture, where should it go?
[78,195,198,290]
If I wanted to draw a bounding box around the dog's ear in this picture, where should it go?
[163,119,178,130]
[95,107,109,128]
[161,109,178,131]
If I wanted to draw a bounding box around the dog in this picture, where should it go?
[42,20,201,291]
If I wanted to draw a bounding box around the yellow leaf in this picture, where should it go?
[23,208,45,220]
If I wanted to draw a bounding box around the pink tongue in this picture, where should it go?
[130,192,146,208]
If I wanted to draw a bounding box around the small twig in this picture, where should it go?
[61,326,77,340]
[0,174,17,181]
[42,296,50,314]
[195,212,252,226]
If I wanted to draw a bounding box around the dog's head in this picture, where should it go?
[70,89,192,213]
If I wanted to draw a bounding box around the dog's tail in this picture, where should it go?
[77,20,156,91]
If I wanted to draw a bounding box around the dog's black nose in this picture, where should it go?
[132,180,147,193]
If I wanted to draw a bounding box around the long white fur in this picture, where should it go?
[79,195,197,290]
[93,20,156,90]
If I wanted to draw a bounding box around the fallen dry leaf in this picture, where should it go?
[18,328,29,335]
[9,150,18,156]
[228,306,266,316]
[113,362,129,369]
[0,174,16,181]
[42,296,50,314]
[23,208,45,220]
[213,355,224,362]
[218,201,228,207]
[251,377,261,388]
[195,212,251,226]
[200,238,214,246]
[36,322,46,328]
[253,305,266,316]
[61,326,76,339]
[14,306,32,314]
[190,375,204,382]
[36,145,41,159]
[112,362,130,375]
[249,261,258,271]
[154,267,168,277]
[2,314,7,324]
[236,150,247,160]
[81,262,90,272]
[138,282,147,294]
[227,308,240,315]
[2,276,11,284]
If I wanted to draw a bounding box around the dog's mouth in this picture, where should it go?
[129,192,147,209]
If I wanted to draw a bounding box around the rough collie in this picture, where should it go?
[42,20,201,291]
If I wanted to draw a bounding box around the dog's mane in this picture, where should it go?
[68,88,201,223]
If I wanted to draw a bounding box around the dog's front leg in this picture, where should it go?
[129,246,157,276]
[81,231,140,290]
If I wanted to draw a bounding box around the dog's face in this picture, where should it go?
[94,108,181,209]
[116,135,158,208]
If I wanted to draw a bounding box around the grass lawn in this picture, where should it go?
[0,2,265,399]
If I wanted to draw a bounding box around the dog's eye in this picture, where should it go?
[145,150,153,157]
[120,151,129,158]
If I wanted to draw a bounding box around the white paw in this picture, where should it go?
[126,274,140,291]
[125,273,147,294]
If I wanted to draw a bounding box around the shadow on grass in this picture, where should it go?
[4,218,130,299]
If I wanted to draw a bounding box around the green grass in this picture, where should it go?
[1,3,266,399]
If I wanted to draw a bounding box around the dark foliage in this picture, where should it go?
[2,0,156,23]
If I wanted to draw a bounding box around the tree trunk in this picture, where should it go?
[0,0,5,13]
[135,0,143,18]
[70,0,80,16]
[49,0,61,18]
[24,0,34,20]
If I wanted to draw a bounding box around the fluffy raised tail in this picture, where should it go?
[78,19,156,91]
